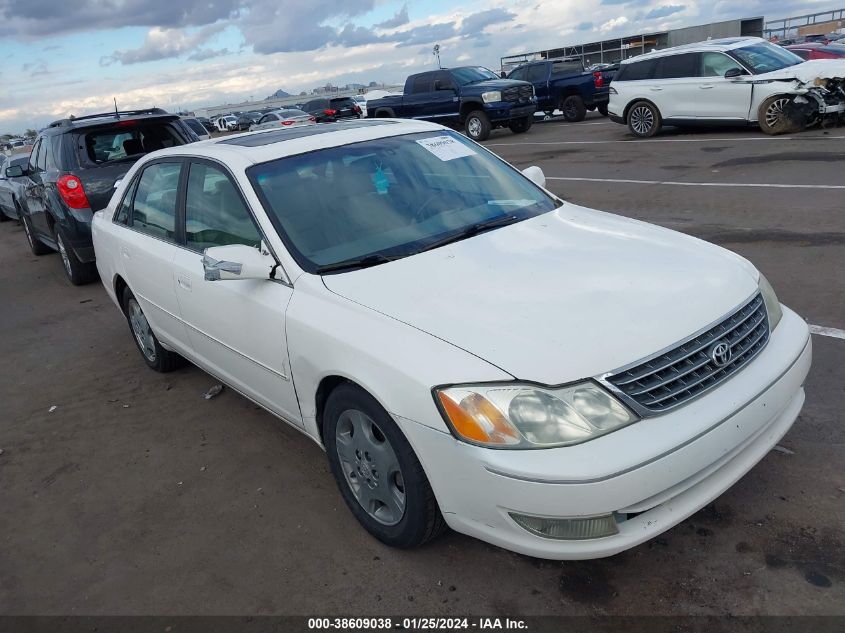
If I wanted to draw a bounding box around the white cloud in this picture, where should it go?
[600,16,629,33]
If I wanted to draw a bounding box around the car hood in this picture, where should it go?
[739,59,845,83]
[322,204,760,384]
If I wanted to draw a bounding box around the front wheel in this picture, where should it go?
[324,383,447,548]
[627,101,662,137]
[21,213,51,255]
[758,95,802,136]
[464,110,492,141]
[121,287,185,372]
[508,116,533,134]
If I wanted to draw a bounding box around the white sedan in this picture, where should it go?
[92,120,811,559]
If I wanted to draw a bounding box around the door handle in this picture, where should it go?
[700,85,715,89]
[649,87,663,91]
[177,275,192,291]
[120,247,131,260]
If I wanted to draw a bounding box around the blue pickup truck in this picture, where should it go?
[367,66,536,141]
[507,58,612,122]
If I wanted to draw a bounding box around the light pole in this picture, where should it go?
[433,44,441,69]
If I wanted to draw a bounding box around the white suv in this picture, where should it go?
[608,37,845,137]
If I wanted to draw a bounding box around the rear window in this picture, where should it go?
[183,119,207,136]
[330,98,355,108]
[81,121,184,165]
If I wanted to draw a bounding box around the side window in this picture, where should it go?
[790,49,810,60]
[528,64,547,82]
[654,53,699,79]
[114,176,139,225]
[434,71,455,90]
[28,139,42,173]
[44,136,58,170]
[131,162,181,241]
[184,162,261,252]
[509,67,527,81]
[411,73,432,94]
[700,52,744,77]
[617,59,657,81]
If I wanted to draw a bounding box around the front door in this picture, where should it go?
[696,52,754,120]
[171,159,301,425]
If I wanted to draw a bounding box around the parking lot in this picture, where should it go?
[1,115,843,616]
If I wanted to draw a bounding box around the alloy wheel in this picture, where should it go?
[127,298,157,363]
[765,98,791,129]
[630,105,654,135]
[335,409,406,526]
[57,235,72,277]
[467,117,482,138]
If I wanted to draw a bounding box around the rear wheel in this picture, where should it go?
[597,103,609,117]
[627,101,662,137]
[121,287,184,372]
[56,229,97,285]
[21,213,51,255]
[561,95,587,122]
[508,116,533,134]
[758,95,801,135]
[324,383,447,548]
[464,110,492,141]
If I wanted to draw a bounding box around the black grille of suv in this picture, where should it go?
[503,86,534,103]
[606,294,769,414]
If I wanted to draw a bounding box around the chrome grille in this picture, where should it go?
[605,294,769,415]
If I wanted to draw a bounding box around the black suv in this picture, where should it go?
[9,109,198,284]
[302,97,362,122]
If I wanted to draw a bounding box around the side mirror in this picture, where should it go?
[202,244,276,281]
[5,165,24,178]
[522,165,546,188]
[724,68,744,79]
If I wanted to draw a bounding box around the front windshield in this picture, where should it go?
[248,131,559,273]
[451,67,500,85]
[730,42,804,74]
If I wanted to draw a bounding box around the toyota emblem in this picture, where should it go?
[709,340,732,367]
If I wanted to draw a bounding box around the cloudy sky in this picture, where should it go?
[0,0,829,132]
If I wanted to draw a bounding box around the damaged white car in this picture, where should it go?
[608,37,845,137]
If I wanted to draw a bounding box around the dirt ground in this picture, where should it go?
[0,115,843,616]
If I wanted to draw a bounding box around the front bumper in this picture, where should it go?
[400,306,811,559]
[484,103,537,122]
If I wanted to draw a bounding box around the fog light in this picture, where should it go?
[509,512,618,540]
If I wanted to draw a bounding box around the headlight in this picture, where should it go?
[481,91,502,104]
[435,382,638,449]
[759,273,783,331]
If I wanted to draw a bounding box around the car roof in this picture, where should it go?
[140,119,444,167]
[46,108,177,131]
[620,37,763,64]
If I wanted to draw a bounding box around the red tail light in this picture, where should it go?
[593,71,604,88]
[57,174,90,209]
[308,116,316,122]
[280,120,295,126]
[323,109,337,116]
[353,104,361,113]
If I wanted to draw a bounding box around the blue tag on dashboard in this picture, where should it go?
[373,167,389,195]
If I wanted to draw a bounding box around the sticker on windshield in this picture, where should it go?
[416,135,477,161]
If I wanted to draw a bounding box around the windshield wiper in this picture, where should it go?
[419,215,519,254]
[315,253,401,274]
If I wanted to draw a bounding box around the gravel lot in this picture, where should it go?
[1,115,843,616]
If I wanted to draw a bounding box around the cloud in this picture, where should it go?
[394,22,457,47]
[645,5,685,19]
[22,60,51,76]
[101,24,224,65]
[599,16,629,32]
[188,47,231,61]
[459,8,516,37]
[375,4,409,29]
[0,0,240,38]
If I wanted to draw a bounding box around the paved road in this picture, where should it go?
[0,116,842,616]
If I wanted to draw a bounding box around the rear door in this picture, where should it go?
[402,72,438,120]
[528,64,550,107]
[170,159,301,424]
[651,53,701,119]
[118,159,189,350]
[696,52,753,120]
[24,138,52,237]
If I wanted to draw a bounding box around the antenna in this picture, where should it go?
[433,44,441,69]
[114,98,120,119]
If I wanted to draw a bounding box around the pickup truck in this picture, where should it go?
[507,58,612,122]
[367,66,536,141]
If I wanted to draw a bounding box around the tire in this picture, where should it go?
[20,213,51,255]
[324,383,447,548]
[508,116,533,134]
[627,101,662,138]
[56,228,98,286]
[121,287,184,372]
[597,103,609,117]
[758,95,802,136]
[464,110,492,141]
[561,95,587,122]
[0,206,7,222]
